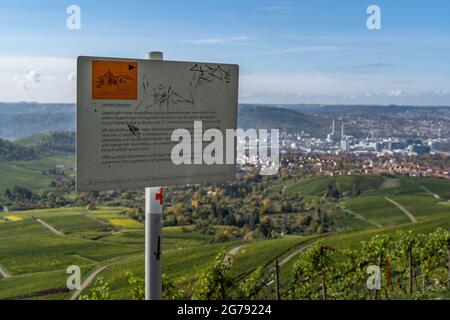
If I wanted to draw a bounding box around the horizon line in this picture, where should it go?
[1,101,450,108]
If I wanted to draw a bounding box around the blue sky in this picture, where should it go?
[1,0,450,105]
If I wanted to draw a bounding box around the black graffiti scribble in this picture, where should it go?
[154,236,161,260]
[190,63,232,87]
[127,123,141,137]
[145,84,195,108]
[142,80,150,95]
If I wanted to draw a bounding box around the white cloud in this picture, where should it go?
[67,72,76,81]
[181,36,251,44]
[434,89,450,95]
[1,56,449,106]
[14,70,41,90]
[389,89,405,97]
[239,72,450,105]
[0,56,76,102]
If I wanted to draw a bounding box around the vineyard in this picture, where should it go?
[288,229,450,300]
[1,171,450,300]
[73,215,449,300]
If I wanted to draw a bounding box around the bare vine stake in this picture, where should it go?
[275,259,280,300]
[408,247,413,294]
[377,252,383,300]
[447,239,450,286]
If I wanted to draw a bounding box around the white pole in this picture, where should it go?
[145,51,164,300]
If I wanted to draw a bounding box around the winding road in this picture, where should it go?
[85,214,109,226]
[265,241,314,286]
[223,244,248,265]
[418,185,441,199]
[69,265,110,300]
[35,218,64,236]
[0,264,11,279]
[385,197,417,223]
[278,242,313,267]
[340,206,383,228]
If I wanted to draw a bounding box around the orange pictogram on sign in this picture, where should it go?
[92,60,138,100]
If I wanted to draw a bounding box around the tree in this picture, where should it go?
[238,266,268,299]
[3,188,11,200]
[361,234,391,299]
[162,273,187,300]
[393,231,419,294]
[257,216,274,238]
[291,243,336,300]
[125,272,186,300]
[126,272,144,300]
[325,183,340,200]
[79,277,111,300]
[193,251,232,300]
[417,228,450,291]
[331,248,368,300]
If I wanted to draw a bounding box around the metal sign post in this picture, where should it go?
[145,186,163,300]
[145,51,163,300]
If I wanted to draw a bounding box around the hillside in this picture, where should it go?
[0,139,39,161]
[0,155,74,194]
[0,203,448,300]
[285,175,450,228]
[15,132,75,155]
[0,103,75,140]
[238,104,328,136]
[2,103,449,141]
[0,103,331,140]
[280,104,450,117]
[0,103,449,300]
[0,132,75,162]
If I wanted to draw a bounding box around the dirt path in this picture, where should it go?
[0,263,12,279]
[223,244,248,265]
[265,241,313,286]
[340,206,383,228]
[69,265,110,300]
[85,214,109,226]
[278,242,312,267]
[35,218,64,236]
[385,197,417,223]
[418,185,441,199]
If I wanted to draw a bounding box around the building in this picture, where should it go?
[411,145,431,154]
[389,142,406,151]
[340,140,350,152]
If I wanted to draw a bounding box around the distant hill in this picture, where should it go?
[0,138,39,161]
[0,132,75,161]
[15,132,75,155]
[238,104,328,137]
[2,102,449,141]
[0,102,331,139]
[0,102,75,140]
[278,104,450,117]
